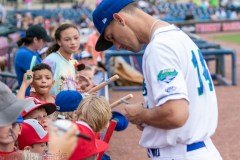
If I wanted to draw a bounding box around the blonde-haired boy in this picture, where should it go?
[75,95,111,132]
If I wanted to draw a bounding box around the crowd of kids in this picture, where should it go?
[1,16,125,159]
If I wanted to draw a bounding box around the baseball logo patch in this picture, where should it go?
[157,68,178,83]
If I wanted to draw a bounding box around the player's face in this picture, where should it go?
[57,27,80,54]
[32,69,54,95]
[104,20,142,52]
[24,108,48,130]
[30,142,48,155]
[0,123,21,145]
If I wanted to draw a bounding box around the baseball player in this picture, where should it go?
[92,0,222,159]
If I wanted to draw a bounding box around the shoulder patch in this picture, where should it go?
[157,68,178,83]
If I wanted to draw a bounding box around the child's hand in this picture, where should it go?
[76,74,95,93]
[47,121,78,159]
[22,70,33,87]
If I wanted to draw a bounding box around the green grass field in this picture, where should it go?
[212,34,240,44]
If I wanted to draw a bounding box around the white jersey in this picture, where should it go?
[140,25,218,148]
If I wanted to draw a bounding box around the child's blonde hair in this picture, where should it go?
[76,95,112,132]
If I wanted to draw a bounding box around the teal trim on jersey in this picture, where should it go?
[191,49,213,96]
[192,51,203,95]
[198,49,213,92]
[157,69,178,83]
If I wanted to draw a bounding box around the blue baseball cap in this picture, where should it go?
[55,90,83,112]
[92,0,134,51]
[111,111,128,131]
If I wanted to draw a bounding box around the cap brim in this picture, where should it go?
[0,99,33,127]
[34,134,49,144]
[95,139,109,153]
[22,103,56,117]
[95,33,113,52]
[41,103,56,115]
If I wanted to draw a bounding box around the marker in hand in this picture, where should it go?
[27,56,37,80]
[52,120,91,141]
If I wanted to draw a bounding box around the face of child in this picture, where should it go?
[32,69,54,95]
[0,123,21,146]
[30,142,48,155]
[76,74,94,93]
[57,27,80,54]
[79,69,94,82]
[24,108,48,130]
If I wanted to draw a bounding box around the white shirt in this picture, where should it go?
[140,25,218,148]
[43,52,77,95]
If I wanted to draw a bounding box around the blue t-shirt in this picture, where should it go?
[14,46,41,95]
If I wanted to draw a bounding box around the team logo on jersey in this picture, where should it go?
[157,68,178,83]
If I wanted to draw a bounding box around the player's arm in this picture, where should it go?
[125,99,189,129]
[143,99,189,129]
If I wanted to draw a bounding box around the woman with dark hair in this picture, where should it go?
[14,25,51,96]
[43,23,81,95]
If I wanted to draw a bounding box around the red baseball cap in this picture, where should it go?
[69,121,108,160]
[21,97,56,117]
[18,119,48,150]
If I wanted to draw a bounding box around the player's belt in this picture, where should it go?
[187,141,206,152]
[147,141,206,158]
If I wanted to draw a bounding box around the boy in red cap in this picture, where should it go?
[18,119,48,155]
[21,97,56,130]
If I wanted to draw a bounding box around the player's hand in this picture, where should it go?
[22,70,33,87]
[124,102,145,125]
[47,121,78,159]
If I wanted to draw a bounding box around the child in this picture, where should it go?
[14,24,51,96]
[18,119,48,155]
[0,116,40,159]
[0,116,22,157]
[17,63,55,103]
[76,65,96,93]
[53,90,83,121]
[21,97,56,130]
[43,23,81,95]
[75,95,112,132]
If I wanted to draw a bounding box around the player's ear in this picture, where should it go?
[113,13,125,26]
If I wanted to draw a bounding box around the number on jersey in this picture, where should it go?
[192,49,213,96]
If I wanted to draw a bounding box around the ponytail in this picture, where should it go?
[17,37,34,47]
[46,43,60,56]
[17,38,25,47]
